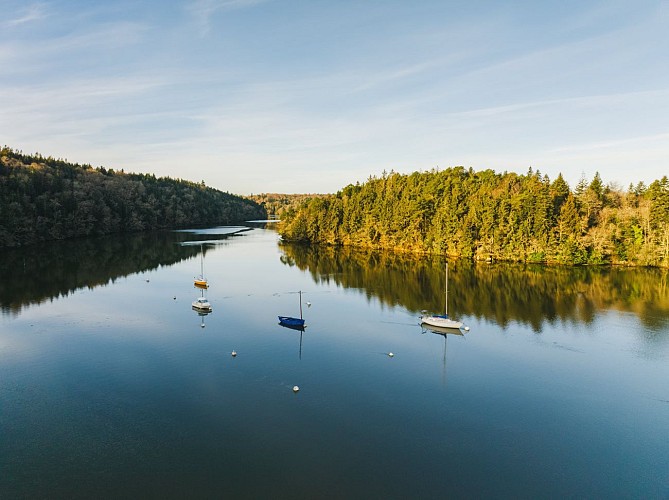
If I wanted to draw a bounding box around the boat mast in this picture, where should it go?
[200,244,204,278]
[444,263,448,316]
[299,290,303,319]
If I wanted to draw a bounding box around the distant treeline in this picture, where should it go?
[0,147,266,247]
[279,167,669,267]
[246,193,324,219]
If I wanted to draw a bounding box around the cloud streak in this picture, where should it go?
[1,1,667,194]
[3,3,47,27]
[187,0,270,34]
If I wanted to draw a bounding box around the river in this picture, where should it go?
[1,226,667,498]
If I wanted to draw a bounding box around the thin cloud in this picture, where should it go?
[450,88,669,120]
[188,0,270,34]
[548,132,669,154]
[3,3,47,27]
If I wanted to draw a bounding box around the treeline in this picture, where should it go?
[0,147,266,247]
[279,167,669,267]
[246,193,323,219]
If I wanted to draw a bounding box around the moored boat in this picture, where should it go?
[192,296,212,312]
[278,316,305,328]
[420,262,466,331]
[278,290,306,328]
[194,244,209,289]
[420,314,463,330]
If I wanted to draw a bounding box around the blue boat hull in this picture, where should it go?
[278,316,305,327]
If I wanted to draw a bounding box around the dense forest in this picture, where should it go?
[0,147,266,247]
[279,167,669,267]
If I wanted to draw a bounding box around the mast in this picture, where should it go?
[444,263,448,316]
[299,290,303,319]
[200,244,204,278]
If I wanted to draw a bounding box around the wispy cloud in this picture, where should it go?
[3,3,47,27]
[187,0,269,34]
[548,132,669,154]
[449,88,669,120]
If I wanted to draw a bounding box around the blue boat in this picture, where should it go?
[278,316,305,328]
[278,291,306,328]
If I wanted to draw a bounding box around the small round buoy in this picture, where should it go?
[173,296,176,300]
[464,326,470,331]
[292,385,300,393]
[200,324,205,329]
[306,301,311,307]
[146,279,150,282]
[388,352,394,357]
[231,350,237,357]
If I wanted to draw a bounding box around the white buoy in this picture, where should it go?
[231,350,237,357]
[306,301,311,307]
[292,385,300,392]
[464,326,470,331]
[388,352,394,357]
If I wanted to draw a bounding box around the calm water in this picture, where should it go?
[1,227,668,498]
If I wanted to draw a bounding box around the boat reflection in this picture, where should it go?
[193,303,212,328]
[278,321,306,359]
[277,322,306,332]
[421,322,466,386]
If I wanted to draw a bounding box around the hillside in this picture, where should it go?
[278,167,669,267]
[0,147,265,247]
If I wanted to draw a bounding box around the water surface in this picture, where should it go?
[1,227,668,498]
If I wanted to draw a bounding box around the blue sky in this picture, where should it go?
[1,0,667,195]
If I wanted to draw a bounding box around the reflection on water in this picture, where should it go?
[279,242,669,333]
[1,228,668,498]
[0,228,247,316]
[421,323,466,387]
[277,322,306,359]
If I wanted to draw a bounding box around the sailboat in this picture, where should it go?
[420,262,464,330]
[194,244,209,289]
[192,291,212,313]
[278,290,306,328]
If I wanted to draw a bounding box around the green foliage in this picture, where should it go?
[279,167,669,267]
[0,148,266,247]
[246,193,321,220]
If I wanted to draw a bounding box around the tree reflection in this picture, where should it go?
[278,242,669,333]
[0,231,209,315]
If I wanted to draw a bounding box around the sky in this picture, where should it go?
[1,0,668,195]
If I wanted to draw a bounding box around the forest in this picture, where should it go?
[0,147,265,247]
[246,192,323,219]
[279,167,669,267]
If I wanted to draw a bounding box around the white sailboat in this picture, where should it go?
[192,289,212,313]
[420,262,464,330]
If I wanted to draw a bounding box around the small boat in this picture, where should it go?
[421,314,463,330]
[192,296,212,312]
[278,316,305,328]
[422,323,465,336]
[278,290,306,328]
[194,244,209,289]
[420,262,464,330]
